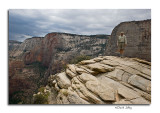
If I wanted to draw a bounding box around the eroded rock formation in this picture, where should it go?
[23,33,108,67]
[35,56,151,104]
[9,37,43,58]
[105,19,151,61]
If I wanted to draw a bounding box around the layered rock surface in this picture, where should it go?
[105,19,151,61]
[37,56,151,104]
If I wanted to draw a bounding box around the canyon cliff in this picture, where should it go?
[9,33,109,104]
[9,40,22,51]
[9,19,151,104]
[23,33,108,67]
[105,19,151,61]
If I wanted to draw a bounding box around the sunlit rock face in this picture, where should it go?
[42,56,151,104]
[105,19,151,61]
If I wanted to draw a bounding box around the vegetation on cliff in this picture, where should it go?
[9,61,47,104]
[33,87,50,104]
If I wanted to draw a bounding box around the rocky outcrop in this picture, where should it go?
[105,19,151,61]
[36,56,151,104]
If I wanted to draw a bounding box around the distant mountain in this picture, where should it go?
[8,40,22,51]
[9,33,109,104]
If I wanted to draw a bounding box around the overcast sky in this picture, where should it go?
[9,9,151,42]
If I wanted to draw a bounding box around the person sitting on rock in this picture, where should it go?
[117,32,127,57]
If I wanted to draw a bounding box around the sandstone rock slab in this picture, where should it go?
[56,72,71,89]
[67,64,77,74]
[71,77,105,104]
[86,81,115,101]
[86,63,114,74]
[66,68,76,78]
[79,59,96,65]
[128,75,151,93]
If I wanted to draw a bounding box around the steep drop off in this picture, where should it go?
[9,19,151,104]
[9,33,109,104]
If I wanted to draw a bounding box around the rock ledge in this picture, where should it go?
[35,56,151,104]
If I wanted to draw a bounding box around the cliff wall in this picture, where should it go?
[105,19,151,61]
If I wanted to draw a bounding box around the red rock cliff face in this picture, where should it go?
[9,33,108,103]
[24,33,108,69]
[24,33,62,67]
[105,19,151,61]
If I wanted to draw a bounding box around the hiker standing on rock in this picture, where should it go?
[117,32,127,57]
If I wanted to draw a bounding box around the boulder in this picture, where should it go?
[79,66,96,75]
[105,69,124,81]
[66,68,76,78]
[56,72,71,89]
[85,63,114,73]
[67,64,77,74]
[78,73,98,83]
[75,67,88,74]
[79,59,96,65]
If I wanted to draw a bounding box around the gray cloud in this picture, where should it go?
[9,9,151,42]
